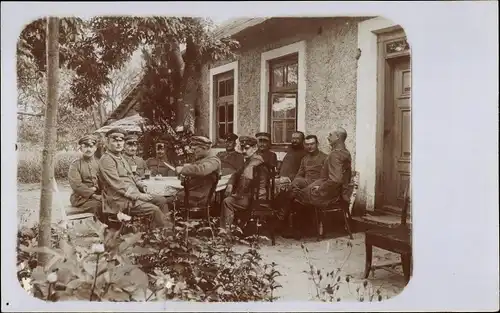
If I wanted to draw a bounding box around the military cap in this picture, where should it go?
[191,136,212,148]
[223,132,239,142]
[78,134,98,145]
[239,136,258,148]
[255,132,271,141]
[105,128,127,139]
[124,134,139,143]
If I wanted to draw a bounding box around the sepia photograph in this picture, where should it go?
[15,14,412,303]
[3,1,498,311]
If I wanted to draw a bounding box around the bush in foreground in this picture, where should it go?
[17,218,282,302]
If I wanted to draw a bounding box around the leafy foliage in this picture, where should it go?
[17,216,281,302]
[17,16,239,116]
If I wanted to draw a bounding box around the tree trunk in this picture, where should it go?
[38,17,60,266]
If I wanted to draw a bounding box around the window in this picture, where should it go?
[268,54,298,144]
[215,71,234,140]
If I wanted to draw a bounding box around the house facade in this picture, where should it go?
[199,16,412,215]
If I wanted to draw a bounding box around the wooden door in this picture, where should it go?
[382,55,411,211]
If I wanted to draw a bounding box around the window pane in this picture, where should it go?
[227,122,234,134]
[271,93,297,119]
[285,119,296,143]
[227,104,234,122]
[218,105,226,123]
[272,66,284,89]
[272,121,284,144]
[218,124,226,139]
[218,80,226,97]
[286,63,298,87]
[226,79,234,96]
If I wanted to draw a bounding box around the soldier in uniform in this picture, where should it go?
[98,128,172,229]
[255,132,278,170]
[277,135,328,236]
[278,131,306,180]
[123,133,148,179]
[296,127,352,208]
[221,136,268,231]
[146,141,176,177]
[174,136,221,208]
[67,134,102,215]
[216,132,244,176]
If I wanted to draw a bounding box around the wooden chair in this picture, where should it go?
[181,171,221,223]
[246,164,278,245]
[311,171,359,241]
[364,184,412,284]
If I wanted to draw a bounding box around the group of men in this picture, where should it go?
[216,129,352,235]
[68,125,352,236]
[67,128,220,232]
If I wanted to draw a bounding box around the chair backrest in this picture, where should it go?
[250,163,276,202]
[347,171,360,214]
[205,171,221,208]
[401,183,411,226]
[182,171,220,209]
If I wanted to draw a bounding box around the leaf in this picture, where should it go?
[119,232,143,252]
[31,266,47,282]
[66,279,84,290]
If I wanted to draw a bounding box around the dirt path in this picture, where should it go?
[16,181,405,301]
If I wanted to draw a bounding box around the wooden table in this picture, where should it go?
[141,175,231,197]
[141,175,291,197]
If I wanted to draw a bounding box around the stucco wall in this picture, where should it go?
[200,17,366,167]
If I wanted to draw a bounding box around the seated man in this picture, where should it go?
[173,136,221,209]
[278,131,306,180]
[98,128,172,229]
[146,142,176,177]
[296,127,352,209]
[67,134,102,216]
[122,133,148,179]
[221,136,268,231]
[216,132,244,176]
[255,132,278,170]
[277,135,328,235]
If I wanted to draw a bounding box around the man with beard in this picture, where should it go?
[221,136,268,231]
[278,131,306,180]
[255,132,278,170]
[217,132,245,176]
[67,134,102,216]
[296,127,352,209]
[98,128,172,229]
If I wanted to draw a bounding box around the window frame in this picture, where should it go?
[267,53,299,145]
[214,71,235,144]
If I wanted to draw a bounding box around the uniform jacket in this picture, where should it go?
[179,152,221,207]
[279,147,307,180]
[295,150,328,184]
[98,151,143,214]
[68,156,100,207]
[123,154,148,179]
[217,150,245,176]
[229,153,269,199]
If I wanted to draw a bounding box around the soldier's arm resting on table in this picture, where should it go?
[68,161,95,200]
